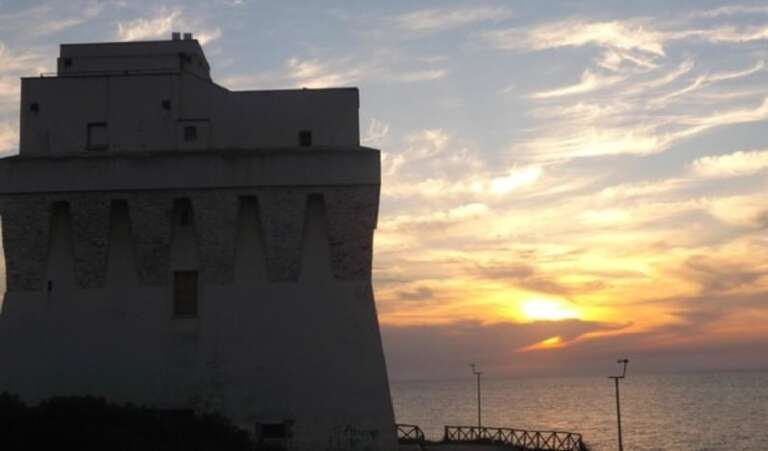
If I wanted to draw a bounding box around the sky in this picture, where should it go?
[0,0,767,381]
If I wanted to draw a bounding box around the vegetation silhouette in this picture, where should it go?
[0,392,264,451]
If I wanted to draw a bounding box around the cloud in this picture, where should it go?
[396,286,434,302]
[116,8,221,45]
[471,261,573,296]
[0,121,18,155]
[671,24,768,44]
[486,18,768,56]
[626,59,695,92]
[706,195,768,229]
[390,68,447,83]
[0,2,103,37]
[489,166,542,194]
[531,97,768,160]
[524,125,668,159]
[396,6,510,33]
[287,57,447,88]
[652,60,765,105]
[485,20,666,55]
[0,43,48,113]
[226,54,447,90]
[682,96,768,129]
[381,319,625,379]
[362,118,390,146]
[692,5,768,18]
[681,255,768,294]
[285,57,363,88]
[531,69,624,98]
[691,149,768,178]
[117,9,182,41]
[525,56,768,161]
[381,203,491,233]
[194,29,222,45]
[36,2,104,36]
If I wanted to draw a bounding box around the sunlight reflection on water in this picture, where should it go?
[391,371,768,451]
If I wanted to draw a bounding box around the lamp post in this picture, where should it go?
[609,359,629,451]
[470,363,482,430]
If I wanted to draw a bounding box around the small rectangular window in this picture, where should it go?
[87,122,108,150]
[298,130,312,147]
[173,271,198,317]
[184,125,197,142]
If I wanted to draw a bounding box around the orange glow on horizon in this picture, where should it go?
[519,336,566,352]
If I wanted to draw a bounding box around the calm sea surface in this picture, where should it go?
[390,371,768,451]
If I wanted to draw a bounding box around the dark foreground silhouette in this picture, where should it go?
[0,393,260,451]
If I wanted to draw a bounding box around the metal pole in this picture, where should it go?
[470,363,482,430]
[615,377,623,451]
[477,369,482,429]
[609,359,629,451]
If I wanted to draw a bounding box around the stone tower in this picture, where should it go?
[0,36,396,451]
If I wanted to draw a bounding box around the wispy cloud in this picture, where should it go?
[485,20,666,55]
[651,60,765,105]
[116,8,221,45]
[390,68,447,83]
[116,9,182,41]
[691,4,768,18]
[284,57,363,88]
[225,53,447,90]
[674,24,768,44]
[0,121,18,155]
[362,118,390,146]
[0,43,48,113]
[286,56,447,88]
[396,6,510,33]
[489,166,542,194]
[0,1,103,37]
[691,149,768,178]
[531,69,624,98]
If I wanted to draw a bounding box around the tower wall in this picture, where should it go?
[0,150,396,451]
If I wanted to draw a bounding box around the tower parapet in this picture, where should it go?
[0,38,395,451]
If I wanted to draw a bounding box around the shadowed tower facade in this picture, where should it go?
[0,35,396,451]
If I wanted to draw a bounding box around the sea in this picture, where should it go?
[390,370,768,451]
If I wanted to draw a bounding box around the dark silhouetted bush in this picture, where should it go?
[0,393,256,451]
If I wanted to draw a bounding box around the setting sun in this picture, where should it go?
[520,299,580,322]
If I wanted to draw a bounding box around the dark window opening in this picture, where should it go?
[184,125,197,142]
[298,130,312,147]
[30,102,39,113]
[87,122,108,150]
[63,57,72,67]
[174,199,193,227]
[161,99,171,110]
[173,271,198,318]
[180,208,190,226]
[47,280,52,292]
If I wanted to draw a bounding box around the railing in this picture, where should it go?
[444,425,587,451]
[396,423,426,443]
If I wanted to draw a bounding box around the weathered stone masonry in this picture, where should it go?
[0,186,378,291]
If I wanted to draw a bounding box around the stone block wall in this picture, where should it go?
[0,186,379,292]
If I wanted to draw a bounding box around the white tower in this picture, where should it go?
[0,37,396,451]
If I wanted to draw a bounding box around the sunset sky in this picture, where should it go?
[1,0,767,380]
